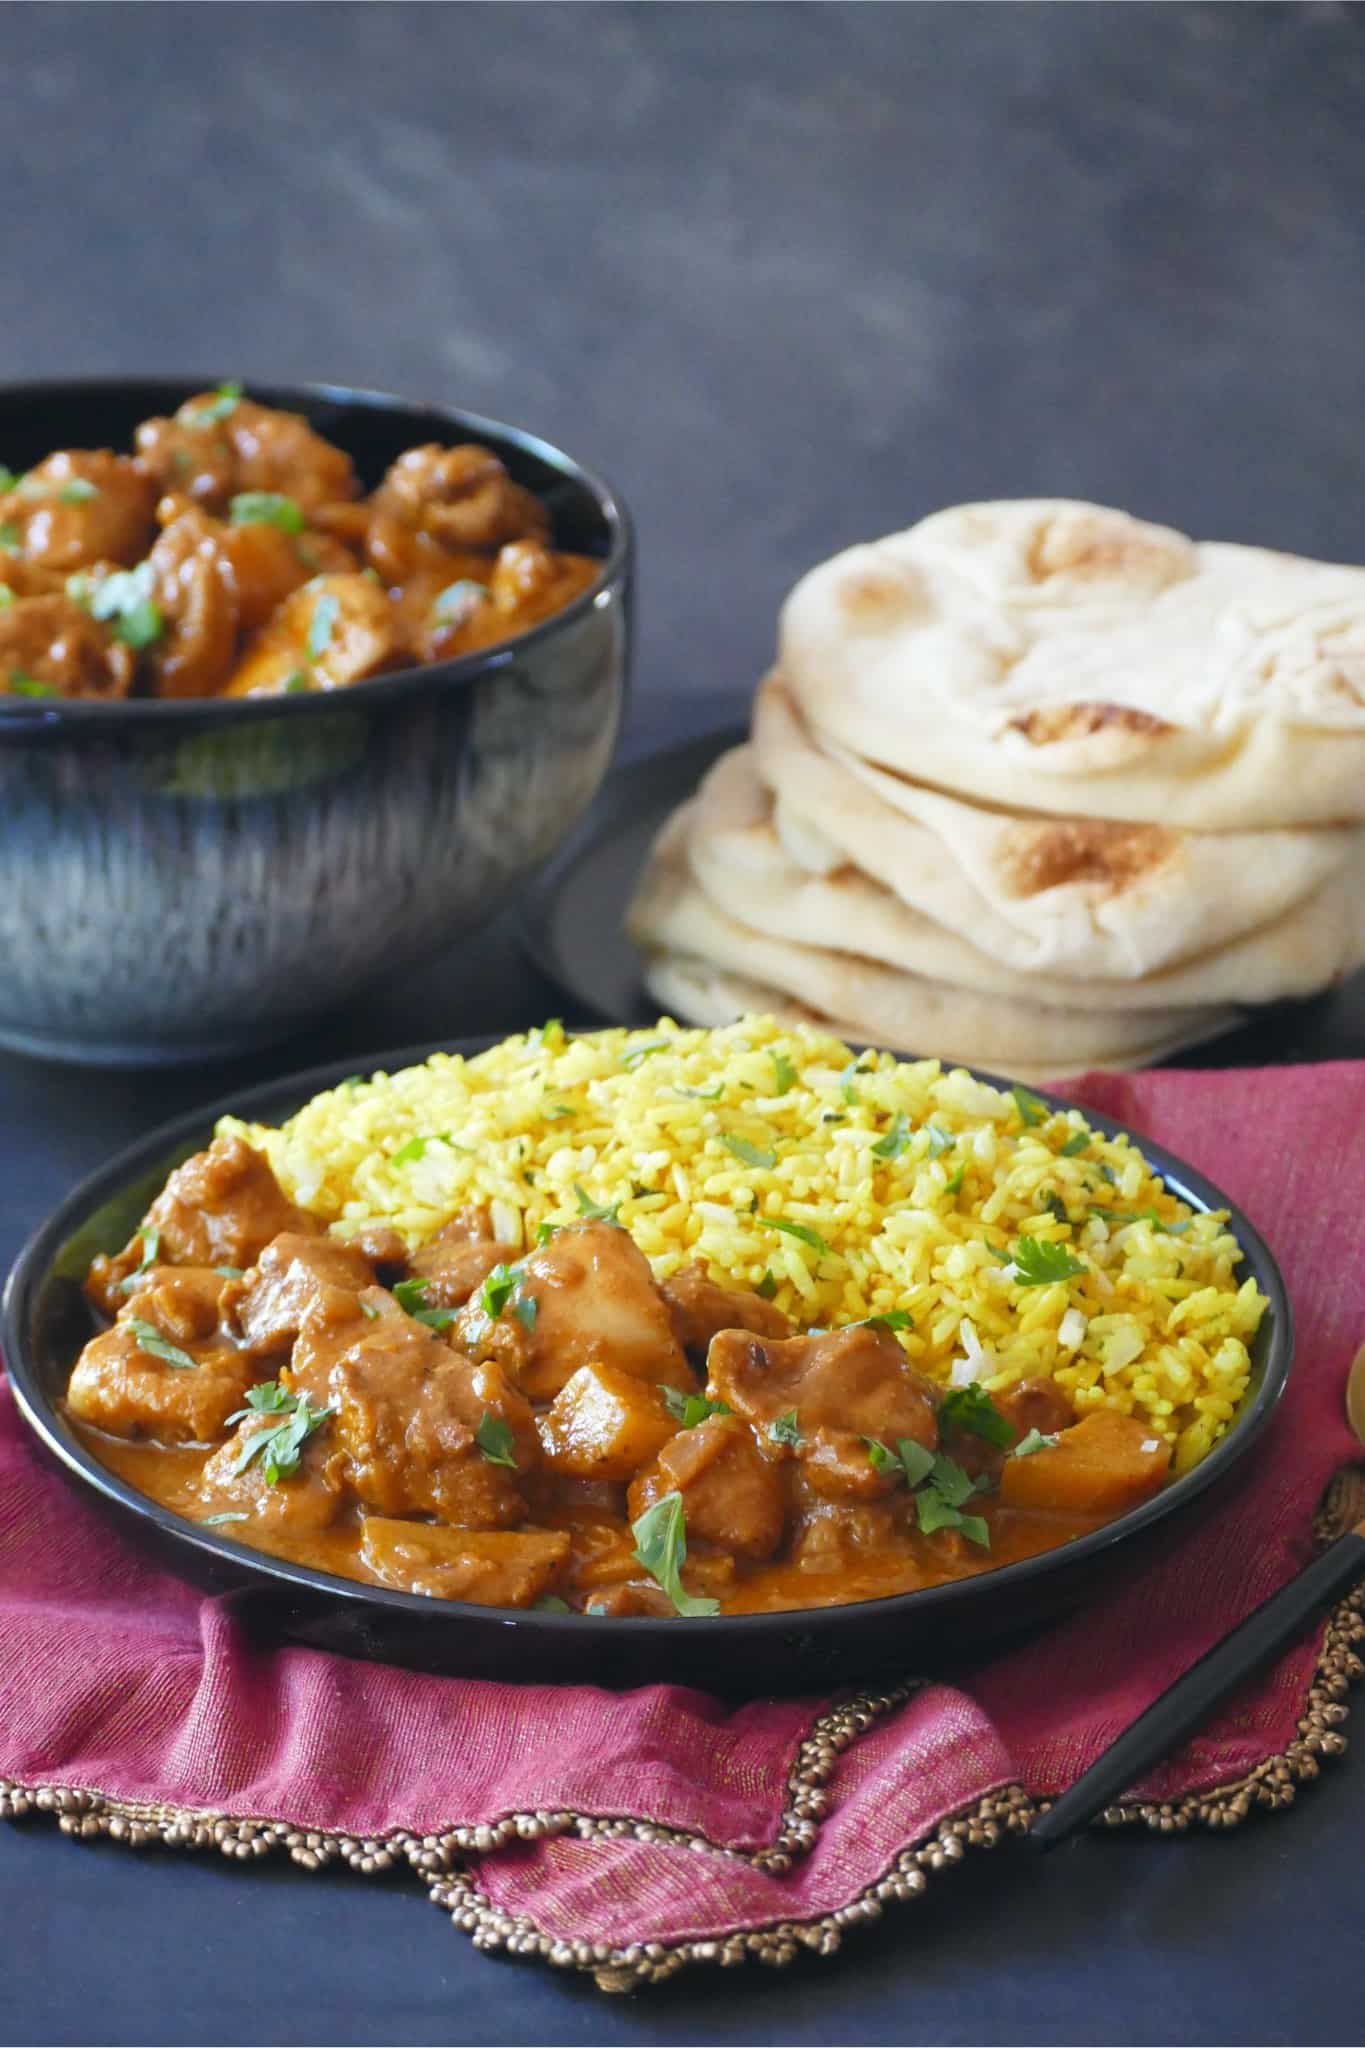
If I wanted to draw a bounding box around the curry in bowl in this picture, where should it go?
[0,382,598,702]
[62,1021,1268,1619]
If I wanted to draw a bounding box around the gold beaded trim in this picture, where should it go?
[0,1594,1358,1991]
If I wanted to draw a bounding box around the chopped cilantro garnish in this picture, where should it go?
[573,1184,622,1225]
[185,381,242,425]
[1040,1190,1070,1226]
[661,1386,731,1429]
[215,1265,243,1280]
[926,1126,955,1159]
[476,1412,519,1470]
[0,466,19,493]
[307,590,340,660]
[674,1081,724,1101]
[1014,1428,1061,1458]
[1011,1085,1048,1127]
[863,1436,896,1473]
[926,1453,980,1507]
[535,1017,563,1046]
[229,491,305,533]
[896,1438,936,1487]
[0,586,11,609]
[536,1221,559,1245]
[512,1294,538,1331]
[201,1511,250,1527]
[838,1062,860,1105]
[944,1164,966,1196]
[1011,1237,1087,1287]
[722,1133,777,1171]
[58,478,98,503]
[938,1383,1012,1447]
[769,1050,798,1094]
[862,1308,914,1332]
[916,1487,989,1546]
[983,1240,1013,1264]
[479,1263,520,1321]
[360,1301,381,1320]
[620,1039,668,1071]
[227,1384,333,1483]
[1092,1207,1192,1236]
[89,564,164,650]
[768,1217,829,1256]
[755,1269,779,1300]
[431,578,487,621]
[392,1276,431,1314]
[281,669,312,694]
[0,521,20,554]
[1058,1132,1089,1157]
[534,1595,572,1613]
[8,676,58,697]
[768,1409,803,1449]
[117,1226,160,1293]
[631,1492,720,1617]
[414,1306,456,1331]
[126,1318,196,1370]
[871,1112,912,1160]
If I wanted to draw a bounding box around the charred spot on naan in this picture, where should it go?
[1006,701,1175,746]
[997,816,1180,898]
[1024,506,1194,592]
[831,560,924,626]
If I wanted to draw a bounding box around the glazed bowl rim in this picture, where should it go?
[0,374,632,731]
[1,1032,1295,1654]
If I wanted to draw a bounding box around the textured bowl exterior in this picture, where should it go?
[1,1040,1294,1694]
[0,379,631,1064]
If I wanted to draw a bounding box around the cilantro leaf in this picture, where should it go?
[768,1409,803,1449]
[228,1385,333,1483]
[186,381,243,425]
[937,1383,1012,1448]
[1039,1190,1070,1226]
[983,1240,1013,1264]
[631,1492,720,1617]
[1014,1428,1061,1458]
[534,1594,573,1613]
[392,1276,431,1315]
[476,1412,519,1469]
[1011,1236,1087,1287]
[754,1269,779,1299]
[414,1306,456,1331]
[201,1511,250,1527]
[661,1386,731,1429]
[117,1225,160,1293]
[58,478,98,503]
[1093,1207,1192,1236]
[126,1318,196,1371]
[573,1184,622,1226]
[926,1453,977,1508]
[769,1050,798,1095]
[722,1133,777,1171]
[1058,1132,1089,1157]
[512,1294,538,1331]
[360,1301,381,1319]
[915,1486,989,1545]
[215,1265,243,1280]
[89,563,164,649]
[944,1164,966,1196]
[479,1262,520,1321]
[1011,1085,1048,1127]
[768,1217,829,1257]
[863,1436,896,1473]
[431,578,487,622]
[871,1112,912,1160]
[620,1039,668,1071]
[926,1125,955,1159]
[307,590,340,660]
[862,1308,913,1333]
[229,492,304,533]
[674,1081,724,1101]
[897,1438,936,1487]
[0,521,20,554]
[534,1017,563,1046]
[839,1062,860,1106]
[8,676,58,697]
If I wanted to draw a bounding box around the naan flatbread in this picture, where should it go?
[779,500,1365,828]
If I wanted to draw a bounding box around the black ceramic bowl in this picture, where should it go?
[0,379,631,1065]
[2,1037,1293,1695]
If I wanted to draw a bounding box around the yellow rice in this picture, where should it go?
[220,1016,1266,1475]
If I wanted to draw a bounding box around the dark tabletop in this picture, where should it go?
[4,5,1365,2043]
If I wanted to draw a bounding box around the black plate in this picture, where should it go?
[516,729,1365,1067]
[2,1037,1293,1694]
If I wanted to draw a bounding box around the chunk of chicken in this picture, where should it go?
[198,1426,343,1537]
[113,1264,232,1339]
[0,593,136,700]
[223,1233,375,1356]
[706,1324,939,1502]
[360,1521,571,1606]
[451,1219,691,1401]
[1,451,155,571]
[223,398,358,513]
[151,496,356,633]
[144,508,239,698]
[223,572,401,696]
[627,1417,786,1561]
[86,1135,321,1309]
[950,1376,1079,1485]
[288,1286,536,1526]
[409,1236,522,1312]
[661,1261,793,1358]
[67,1299,254,1446]
[388,547,496,662]
[134,409,239,509]
[366,444,547,586]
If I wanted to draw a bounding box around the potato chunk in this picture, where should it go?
[998,1408,1171,1517]
[360,1521,570,1606]
[538,1362,678,1481]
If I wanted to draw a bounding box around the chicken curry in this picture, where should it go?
[0,385,598,702]
[66,1133,1176,1617]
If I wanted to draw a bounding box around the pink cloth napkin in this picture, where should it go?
[2,1062,1361,1988]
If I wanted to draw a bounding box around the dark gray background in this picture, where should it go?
[3,5,1364,2044]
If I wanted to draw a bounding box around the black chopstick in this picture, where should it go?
[1028,1525,1365,1851]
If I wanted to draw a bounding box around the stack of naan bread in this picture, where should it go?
[628,500,1365,1079]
